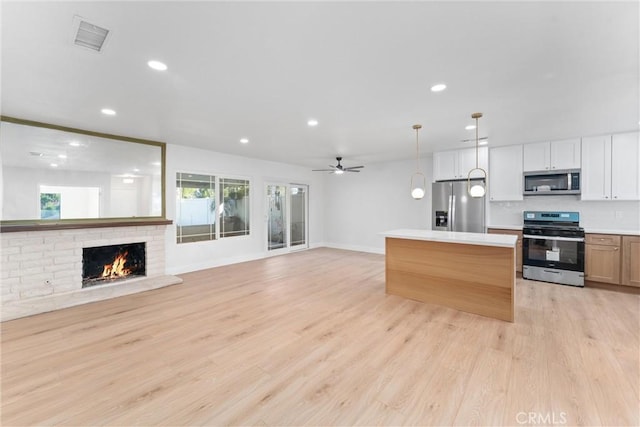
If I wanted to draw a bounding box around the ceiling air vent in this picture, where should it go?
[72,16,110,52]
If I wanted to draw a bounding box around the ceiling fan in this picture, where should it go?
[312,157,364,174]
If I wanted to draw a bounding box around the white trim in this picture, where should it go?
[322,242,385,255]
[166,252,266,275]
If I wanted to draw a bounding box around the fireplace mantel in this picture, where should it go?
[1,219,172,233]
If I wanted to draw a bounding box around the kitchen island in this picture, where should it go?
[382,229,517,322]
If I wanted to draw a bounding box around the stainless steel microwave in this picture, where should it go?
[523,169,581,195]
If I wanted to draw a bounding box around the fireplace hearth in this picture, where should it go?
[82,243,146,288]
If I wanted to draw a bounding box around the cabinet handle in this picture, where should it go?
[605,196,609,199]
[614,196,618,199]
[614,247,619,251]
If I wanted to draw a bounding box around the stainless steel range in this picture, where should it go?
[522,211,585,287]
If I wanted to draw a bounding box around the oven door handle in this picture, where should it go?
[523,234,585,242]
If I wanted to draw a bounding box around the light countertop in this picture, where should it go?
[381,229,518,248]
[487,225,523,231]
[583,228,640,236]
[488,225,639,236]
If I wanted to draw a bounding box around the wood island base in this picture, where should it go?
[385,235,515,322]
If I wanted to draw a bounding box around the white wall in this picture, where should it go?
[320,153,639,257]
[322,156,432,253]
[164,144,325,274]
[2,166,112,220]
[489,197,640,232]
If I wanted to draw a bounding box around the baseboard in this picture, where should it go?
[166,253,267,275]
[585,280,640,294]
[322,242,385,255]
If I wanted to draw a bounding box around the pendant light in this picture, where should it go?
[467,112,487,197]
[410,124,426,200]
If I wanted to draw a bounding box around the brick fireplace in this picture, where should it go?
[0,223,181,321]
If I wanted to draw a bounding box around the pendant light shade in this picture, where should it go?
[467,112,487,198]
[410,124,426,200]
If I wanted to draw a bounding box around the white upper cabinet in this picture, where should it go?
[522,142,550,172]
[581,135,611,200]
[523,139,581,172]
[433,147,488,181]
[611,132,640,200]
[489,145,523,201]
[552,139,582,170]
[582,132,639,201]
[433,150,457,181]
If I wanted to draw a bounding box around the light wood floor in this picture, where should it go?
[2,248,638,426]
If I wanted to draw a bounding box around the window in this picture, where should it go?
[219,178,250,237]
[40,193,61,219]
[176,173,216,243]
[176,173,250,243]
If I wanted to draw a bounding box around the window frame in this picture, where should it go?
[175,171,251,244]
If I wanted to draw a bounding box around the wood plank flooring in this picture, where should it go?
[2,248,639,426]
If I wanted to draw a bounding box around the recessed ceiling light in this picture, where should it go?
[69,141,81,147]
[465,125,476,130]
[101,108,116,116]
[151,162,161,166]
[430,83,447,92]
[58,154,67,159]
[240,138,249,144]
[307,119,319,127]
[147,60,168,71]
[133,168,140,172]
[50,163,58,168]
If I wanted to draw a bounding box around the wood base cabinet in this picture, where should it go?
[585,244,620,284]
[488,228,523,272]
[622,236,640,287]
[585,234,621,285]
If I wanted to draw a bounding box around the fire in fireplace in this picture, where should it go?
[82,243,146,288]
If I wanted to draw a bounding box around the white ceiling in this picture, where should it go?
[1,1,638,169]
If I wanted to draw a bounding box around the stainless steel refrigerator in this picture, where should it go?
[432,180,486,233]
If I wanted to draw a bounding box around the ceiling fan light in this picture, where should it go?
[334,169,344,175]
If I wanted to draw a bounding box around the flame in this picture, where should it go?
[102,251,132,279]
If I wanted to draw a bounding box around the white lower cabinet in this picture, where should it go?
[489,145,523,201]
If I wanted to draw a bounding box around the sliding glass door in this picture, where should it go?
[266,183,308,253]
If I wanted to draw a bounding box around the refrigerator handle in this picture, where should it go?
[449,195,455,231]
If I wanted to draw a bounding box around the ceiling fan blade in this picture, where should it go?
[345,169,361,172]
[344,166,364,170]
[312,169,334,172]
